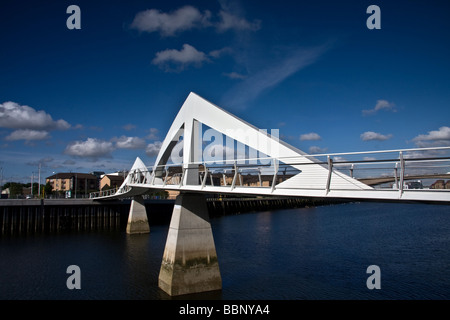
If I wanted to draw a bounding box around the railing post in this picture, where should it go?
[144,170,151,184]
[231,161,238,190]
[399,151,405,196]
[271,159,278,192]
[201,163,208,189]
[394,162,399,189]
[209,172,214,186]
[258,169,262,187]
[179,167,186,187]
[150,170,155,185]
[162,166,169,187]
[326,155,333,194]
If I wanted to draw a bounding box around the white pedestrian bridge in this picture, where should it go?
[91,92,450,204]
[89,92,450,296]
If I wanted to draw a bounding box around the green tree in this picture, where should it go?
[43,182,53,198]
[9,182,24,198]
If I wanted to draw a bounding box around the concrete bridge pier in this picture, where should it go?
[126,195,150,234]
[158,192,222,296]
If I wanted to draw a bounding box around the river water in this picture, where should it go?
[0,202,449,300]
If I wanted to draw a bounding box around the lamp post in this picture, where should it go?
[75,173,77,199]
[0,166,3,196]
[31,172,34,197]
[38,163,41,198]
[52,171,58,198]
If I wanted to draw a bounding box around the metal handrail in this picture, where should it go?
[90,146,450,199]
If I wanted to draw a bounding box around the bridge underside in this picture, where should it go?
[100,183,450,204]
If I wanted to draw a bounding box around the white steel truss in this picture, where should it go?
[90,93,450,203]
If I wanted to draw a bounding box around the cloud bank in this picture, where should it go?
[360,131,393,141]
[0,101,71,142]
[412,126,450,147]
[362,100,396,116]
[0,101,70,130]
[222,44,331,110]
[5,129,50,141]
[130,6,212,37]
[300,132,321,141]
[64,138,115,159]
[112,136,147,149]
[152,44,209,71]
[130,4,260,37]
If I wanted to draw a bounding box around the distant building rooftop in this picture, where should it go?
[46,173,98,180]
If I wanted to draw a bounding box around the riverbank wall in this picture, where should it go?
[0,197,343,235]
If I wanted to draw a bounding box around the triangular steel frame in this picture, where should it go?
[150,92,371,191]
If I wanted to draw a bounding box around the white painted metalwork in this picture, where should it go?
[90,93,450,203]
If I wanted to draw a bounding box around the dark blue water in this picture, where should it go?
[1,202,449,300]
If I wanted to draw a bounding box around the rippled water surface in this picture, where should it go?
[1,202,449,299]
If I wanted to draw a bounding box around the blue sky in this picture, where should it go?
[1,0,450,183]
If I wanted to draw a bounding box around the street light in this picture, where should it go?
[31,172,35,197]
[75,173,77,198]
[52,171,57,198]
[38,163,41,198]
[0,166,3,196]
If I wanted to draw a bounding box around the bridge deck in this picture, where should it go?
[89,93,450,204]
[125,183,450,203]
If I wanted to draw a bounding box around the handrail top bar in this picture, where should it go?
[308,146,450,157]
[136,146,450,171]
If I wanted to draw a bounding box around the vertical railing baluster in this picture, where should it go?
[399,151,405,196]
[163,166,169,187]
[231,161,238,190]
[201,163,208,189]
[394,162,399,190]
[271,159,278,192]
[179,167,186,187]
[326,155,333,194]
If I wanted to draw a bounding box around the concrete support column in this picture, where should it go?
[126,195,150,234]
[158,193,221,296]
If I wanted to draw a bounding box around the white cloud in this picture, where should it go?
[130,6,211,37]
[130,5,260,36]
[152,44,208,71]
[0,101,70,130]
[333,156,347,162]
[25,157,54,167]
[216,10,261,32]
[122,124,136,131]
[308,146,327,154]
[146,128,159,140]
[209,47,233,58]
[300,132,321,141]
[362,100,396,116]
[113,136,147,149]
[5,129,50,141]
[413,126,450,142]
[222,44,330,110]
[360,131,393,141]
[63,159,76,165]
[64,138,115,159]
[223,72,247,80]
[146,141,162,157]
[412,126,450,147]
